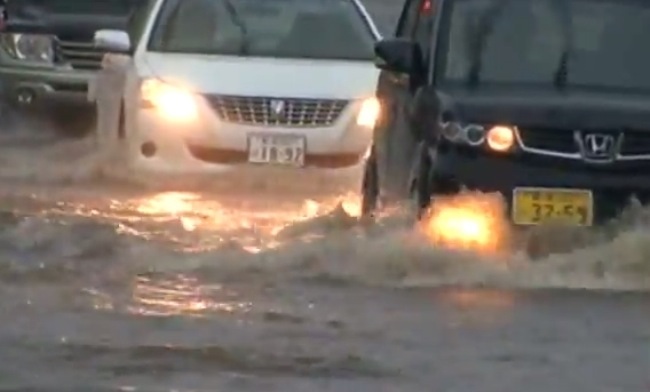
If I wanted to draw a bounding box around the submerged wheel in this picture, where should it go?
[49,108,96,138]
[361,147,380,218]
[409,145,433,220]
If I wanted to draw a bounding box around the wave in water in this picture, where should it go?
[0,199,649,292]
[0,134,648,292]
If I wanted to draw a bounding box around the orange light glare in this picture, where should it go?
[486,126,515,152]
[420,192,508,253]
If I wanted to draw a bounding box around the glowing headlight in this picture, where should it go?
[9,34,54,63]
[140,79,198,121]
[356,97,381,128]
[421,192,508,253]
[486,125,515,152]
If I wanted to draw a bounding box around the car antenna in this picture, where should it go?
[465,0,509,88]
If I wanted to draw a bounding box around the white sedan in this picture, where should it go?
[90,0,382,177]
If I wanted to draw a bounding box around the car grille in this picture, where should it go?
[206,95,349,127]
[517,128,650,157]
[619,130,650,156]
[57,39,104,71]
[517,127,578,154]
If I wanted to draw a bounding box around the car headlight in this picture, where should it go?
[441,122,486,146]
[9,34,54,63]
[485,125,515,152]
[356,97,381,128]
[440,122,516,152]
[140,78,198,122]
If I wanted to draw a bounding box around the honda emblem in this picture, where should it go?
[581,132,617,160]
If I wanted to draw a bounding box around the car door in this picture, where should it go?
[374,0,435,200]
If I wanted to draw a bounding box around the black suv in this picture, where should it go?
[362,0,650,227]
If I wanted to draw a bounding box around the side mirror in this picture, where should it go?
[94,29,131,53]
[374,38,423,75]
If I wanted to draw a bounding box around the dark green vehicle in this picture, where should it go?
[0,0,149,135]
[362,0,650,229]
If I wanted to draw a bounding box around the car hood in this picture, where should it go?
[141,53,380,99]
[441,88,650,129]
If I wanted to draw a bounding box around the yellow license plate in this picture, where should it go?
[512,188,594,226]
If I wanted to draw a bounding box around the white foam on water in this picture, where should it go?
[112,199,650,293]
[0,124,648,293]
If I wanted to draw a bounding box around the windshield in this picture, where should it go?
[437,0,650,92]
[10,0,136,15]
[147,0,376,61]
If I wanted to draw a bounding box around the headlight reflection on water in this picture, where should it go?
[129,275,251,318]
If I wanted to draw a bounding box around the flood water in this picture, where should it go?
[0,1,648,391]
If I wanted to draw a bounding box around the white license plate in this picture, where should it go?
[247,134,306,166]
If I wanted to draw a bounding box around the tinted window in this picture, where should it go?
[414,2,434,57]
[396,0,422,37]
[148,0,376,61]
[36,0,135,15]
[438,0,650,92]
[127,0,156,45]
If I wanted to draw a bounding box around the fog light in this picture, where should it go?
[486,125,515,152]
[441,122,462,141]
[463,124,485,146]
[420,191,509,253]
[141,141,157,157]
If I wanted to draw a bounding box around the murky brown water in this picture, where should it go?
[0,2,648,391]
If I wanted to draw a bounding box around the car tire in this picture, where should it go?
[361,146,380,217]
[410,145,462,219]
[49,109,96,138]
[409,142,433,220]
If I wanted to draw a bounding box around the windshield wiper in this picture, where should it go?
[223,0,250,55]
[553,49,569,88]
[465,0,510,88]
[551,0,572,89]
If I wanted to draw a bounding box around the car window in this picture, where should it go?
[413,1,435,59]
[127,0,156,46]
[438,0,650,92]
[147,0,376,61]
[396,0,422,37]
[35,0,135,15]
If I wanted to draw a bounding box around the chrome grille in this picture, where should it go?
[206,95,349,127]
[518,127,650,159]
[620,131,650,156]
[517,128,578,154]
[57,39,104,70]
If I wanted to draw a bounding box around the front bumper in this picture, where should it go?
[0,61,94,110]
[127,99,373,173]
[431,147,650,224]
